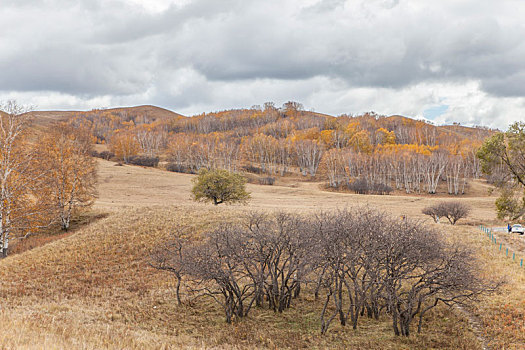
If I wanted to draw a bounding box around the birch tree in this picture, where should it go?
[0,101,42,256]
[38,123,98,231]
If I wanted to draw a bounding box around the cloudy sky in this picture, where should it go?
[1,0,524,128]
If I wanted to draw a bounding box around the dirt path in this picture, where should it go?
[455,305,491,350]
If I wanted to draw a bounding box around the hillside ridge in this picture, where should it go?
[11,104,496,132]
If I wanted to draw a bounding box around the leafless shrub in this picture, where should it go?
[165,162,196,174]
[422,205,442,223]
[258,176,276,185]
[153,212,314,322]
[422,201,470,225]
[150,227,189,305]
[127,155,160,167]
[348,178,393,195]
[439,201,471,225]
[91,150,115,160]
[312,208,498,336]
[242,165,262,174]
[264,213,315,312]
[153,207,497,336]
[99,150,115,160]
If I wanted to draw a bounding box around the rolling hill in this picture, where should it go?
[25,105,185,127]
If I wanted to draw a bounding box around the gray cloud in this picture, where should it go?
[1,0,525,128]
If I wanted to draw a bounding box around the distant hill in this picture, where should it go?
[25,105,185,127]
[14,104,496,151]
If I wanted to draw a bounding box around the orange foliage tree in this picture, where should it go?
[110,131,140,163]
[38,124,98,231]
[0,102,55,256]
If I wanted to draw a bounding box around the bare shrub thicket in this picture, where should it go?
[153,208,498,336]
[347,178,393,195]
[91,150,115,160]
[126,155,160,167]
[258,176,276,186]
[422,201,471,224]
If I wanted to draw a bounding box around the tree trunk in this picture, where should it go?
[176,275,182,305]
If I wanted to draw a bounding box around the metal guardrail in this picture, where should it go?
[479,225,524,268]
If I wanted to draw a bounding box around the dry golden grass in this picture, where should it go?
[0,207,481,349]
[444,225,525,349]
[95,160,498,223]
[0,159,520,349]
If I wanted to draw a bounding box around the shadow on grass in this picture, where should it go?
[9,211,110,256]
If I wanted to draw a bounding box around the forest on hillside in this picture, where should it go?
[70,102,497,195]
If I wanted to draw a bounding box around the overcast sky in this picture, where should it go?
[1,0,524,128]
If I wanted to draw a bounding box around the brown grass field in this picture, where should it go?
[0,160,523,349]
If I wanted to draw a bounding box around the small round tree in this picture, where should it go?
[422,201,470,225]
[191,168,250,205]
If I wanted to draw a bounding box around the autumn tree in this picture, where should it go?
[0,101,52,256]
[68,103,491,196]
[295,139,324,177]
[38,123,98,231]
[110,131,140,163]
[477,122,525,220]
[323,148,346,188]
[191,169,250,205]
[282,101,303,118]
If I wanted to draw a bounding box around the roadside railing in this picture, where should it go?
[479,225,524,268]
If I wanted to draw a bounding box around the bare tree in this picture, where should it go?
[422,204,442,223]
[151,206,496,336]
[263,213,314,312]
[181,230,256,323]
[438,201,471,225]
[311,208,496,336]
[295,139,324,177]
[150,227,191,305]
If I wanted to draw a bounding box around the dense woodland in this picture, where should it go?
[73,102,494,195]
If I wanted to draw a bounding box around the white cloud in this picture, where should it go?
[1,0,524,129]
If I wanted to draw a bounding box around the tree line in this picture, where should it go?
[152,207,498,336]
[73,102,492,195]
[0,101,97,257]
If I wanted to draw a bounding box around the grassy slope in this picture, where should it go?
[0,160,521,349]
[0,207,480,350]
[26,105,185,128]
[451,225,525,349]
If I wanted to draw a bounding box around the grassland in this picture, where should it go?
[0,159,523,349]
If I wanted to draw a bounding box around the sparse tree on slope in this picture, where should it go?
[38,123,98,231]
[191,168,250,205]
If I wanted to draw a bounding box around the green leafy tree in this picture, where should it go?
[477,122,525,220]
[494,188,525,220]
[191,169,250,205]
